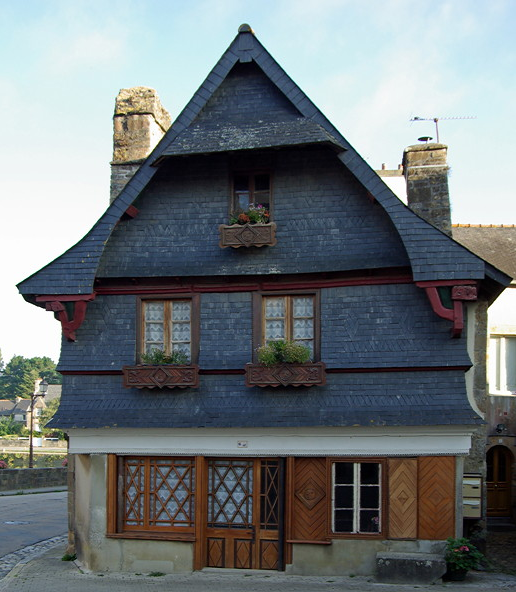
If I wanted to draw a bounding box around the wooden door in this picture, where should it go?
[487,446,513,517]
[203,458,282,570]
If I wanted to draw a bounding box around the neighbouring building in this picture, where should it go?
[17,25,510,575]
[0,392,47,431]
[452,225,516,522]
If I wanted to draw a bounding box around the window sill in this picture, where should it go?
[107,531,195,542]
[245,362,326,387]
[219,222,277,248]
[122,364,200,389]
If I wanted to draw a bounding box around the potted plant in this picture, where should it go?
[123,348,199,389]
[219,204,277,248]
[443,537,485,581]
[245,340,326,387]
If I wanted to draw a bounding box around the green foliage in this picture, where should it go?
[0,416,24,436]
[0,451,66,468]
[257,340,312,367]
[0,355,61,399]
[40,397,66,439]
[141,349,189,365]
[445,537,485,571]
[61,553,77,561]
[0,349,4,373]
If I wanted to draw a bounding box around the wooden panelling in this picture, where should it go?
[260,540,279,570]
[418,456,455,539]
[106,454,117,534]
[207,538,224,567]
[388,458,417,539]
[290,457,327,541]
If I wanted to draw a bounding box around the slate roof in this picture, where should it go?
[49,371,482,430]
[18,24,508,300]
[158,118,344,157]
[453,225,516,280]
[0,400,15,415]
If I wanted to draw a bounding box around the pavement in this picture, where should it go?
[1,539,516,592]
[1,488,516,592]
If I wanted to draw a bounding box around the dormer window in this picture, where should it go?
[232,173,271,214]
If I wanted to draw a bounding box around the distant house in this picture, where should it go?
[17,25,510,576]
[0,396,46,431]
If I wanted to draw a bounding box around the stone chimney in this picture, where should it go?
[402,143,452,236]
[110,87,171,203]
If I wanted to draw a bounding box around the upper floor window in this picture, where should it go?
[489,335,516,395]
[140,296,199,364]
[262,295,315,356]
[232,173,271,214]
[332,461,382,535]
[252,293,319,362]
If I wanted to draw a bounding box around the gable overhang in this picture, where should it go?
[17,23,509,314]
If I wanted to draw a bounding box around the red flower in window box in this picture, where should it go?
[220,204,276,248]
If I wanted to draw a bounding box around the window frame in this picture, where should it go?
[136,294,200,364]
[107,455,197,541]
[230,171,272,218]
[489,334,516,395]
[252,291,320,362]
[329,458,385,539]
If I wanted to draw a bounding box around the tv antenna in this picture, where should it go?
[410,116,476,143]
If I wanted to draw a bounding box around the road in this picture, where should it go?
[0,491,68,557]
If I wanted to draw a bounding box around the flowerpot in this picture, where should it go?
[245,362,326,387]
[122,364,199,389]
[444,567,468,581]
[219,222,277,248]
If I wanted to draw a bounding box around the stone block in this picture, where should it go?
[375,552,446,584]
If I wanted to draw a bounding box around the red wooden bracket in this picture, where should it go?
[36,294,95,341]
[416,282,478,338]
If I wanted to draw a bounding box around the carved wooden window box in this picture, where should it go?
[122,365,200,389]
[219,223,277,248]
[245,362,326,388]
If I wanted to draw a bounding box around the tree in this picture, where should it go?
[0,355,61,399]
[0,349,4,373]
[0,416,24,436]
[40,397,65,439]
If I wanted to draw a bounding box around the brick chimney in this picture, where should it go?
[402,143,452,236]
[110,87,171,203]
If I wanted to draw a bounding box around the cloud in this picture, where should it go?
[46,30,127,72]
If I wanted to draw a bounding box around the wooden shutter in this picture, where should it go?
[418,456,455,539]
[388,458,417,539]
[288,457,328,542]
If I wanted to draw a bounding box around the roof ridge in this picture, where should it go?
[452,224,516,228]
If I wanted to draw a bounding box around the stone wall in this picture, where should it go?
[0,438,67,449]
[0,467,68,492]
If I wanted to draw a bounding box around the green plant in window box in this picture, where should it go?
[140,349,189,365]
[257,340,311,367]
[229,203,270,225]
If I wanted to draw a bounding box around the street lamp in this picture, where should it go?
[29,378,48,469]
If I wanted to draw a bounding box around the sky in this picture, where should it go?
[1,0,515,366]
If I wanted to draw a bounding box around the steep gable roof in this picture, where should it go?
[18,24,501,300]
